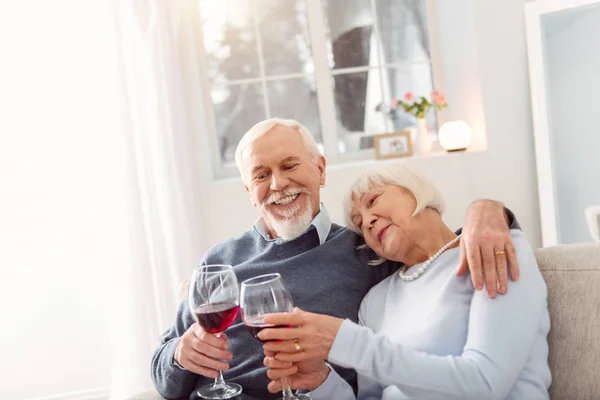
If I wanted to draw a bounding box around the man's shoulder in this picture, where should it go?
[326,223,362,243]
[325,225,400,274]
[204,229,262,262]
[217,229,258,244]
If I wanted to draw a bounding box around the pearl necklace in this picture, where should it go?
[399,235,461,282]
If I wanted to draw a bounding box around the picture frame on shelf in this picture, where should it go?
[374,130,413,160]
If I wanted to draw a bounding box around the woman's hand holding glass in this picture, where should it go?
[263,350,332,393]
[259,308,344,363]
[241,274,314,400]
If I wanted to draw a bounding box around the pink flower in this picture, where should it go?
[403,92,414,102]
[391,99,399,109]
[430,90,447,106]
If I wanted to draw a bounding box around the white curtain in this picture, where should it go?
[109,0,209,398]
[0,2,129,398]
[0,1,208,398]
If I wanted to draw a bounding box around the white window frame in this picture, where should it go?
[195,0,444,180]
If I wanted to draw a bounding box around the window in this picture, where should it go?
[197,0,436,178]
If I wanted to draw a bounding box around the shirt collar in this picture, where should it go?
[253,203,332,245]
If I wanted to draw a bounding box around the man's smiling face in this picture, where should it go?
[242,125,326,241]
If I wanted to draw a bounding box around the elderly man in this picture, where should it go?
[151,119,521,400]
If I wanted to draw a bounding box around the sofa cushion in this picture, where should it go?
[535,243,600,400]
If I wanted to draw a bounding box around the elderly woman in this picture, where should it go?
[258,164,551,399]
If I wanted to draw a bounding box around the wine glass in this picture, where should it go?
[189,264,242,399]
[240,273,311,400]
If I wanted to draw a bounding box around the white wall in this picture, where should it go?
[197,0,542,249]
[543,5,600,243]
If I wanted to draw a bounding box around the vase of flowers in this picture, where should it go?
[392,91,448,154]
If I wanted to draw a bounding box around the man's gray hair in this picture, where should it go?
[344,163,446,234]
[235,118,322,184]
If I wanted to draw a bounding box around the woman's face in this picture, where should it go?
[351,185,417,261]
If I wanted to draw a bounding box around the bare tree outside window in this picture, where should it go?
[322,0,435,152]
[200,0,321,165]
[197,0,434,171]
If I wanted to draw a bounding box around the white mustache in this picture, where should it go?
[263,187,310,207]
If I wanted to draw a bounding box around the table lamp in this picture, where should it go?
[438,120,472,152]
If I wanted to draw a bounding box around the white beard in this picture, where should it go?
[268,202,313,241]
[262,188,314,242]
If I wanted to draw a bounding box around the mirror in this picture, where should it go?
[526,0,600,245]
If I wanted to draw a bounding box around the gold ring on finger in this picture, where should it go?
[495,250,506,255]
[293,339,302,352]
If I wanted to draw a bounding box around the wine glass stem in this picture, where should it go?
[281,377,294,399]
[212,332,227,388]
[213,370,226,388]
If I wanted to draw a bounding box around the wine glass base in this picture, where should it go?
[277,394,312,400]
[196,382,242,399]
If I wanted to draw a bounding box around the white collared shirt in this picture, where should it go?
[253,203,332,245]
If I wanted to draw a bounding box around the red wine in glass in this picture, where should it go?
[194,301,240,334]
[189,264,242,399]
[244,323,292,343]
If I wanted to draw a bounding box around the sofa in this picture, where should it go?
[535,243,600,399]
[129,243,600,400]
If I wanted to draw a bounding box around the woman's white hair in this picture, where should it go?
[235,118,322,184]
[343,163,446,265]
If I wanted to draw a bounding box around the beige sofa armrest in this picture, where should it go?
[535,243,600,399]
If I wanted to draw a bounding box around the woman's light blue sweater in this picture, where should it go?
[311,230,551,400]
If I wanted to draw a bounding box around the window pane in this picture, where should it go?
[322,0,377,69]
[334,63,437,153]
[257,0,314,76]
[266,76,323,148]
[199,0,260,81]
[211,82,266,164]
[376,0,430,63]
[333,71,386,153]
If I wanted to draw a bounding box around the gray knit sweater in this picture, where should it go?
[151,224,398,400]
